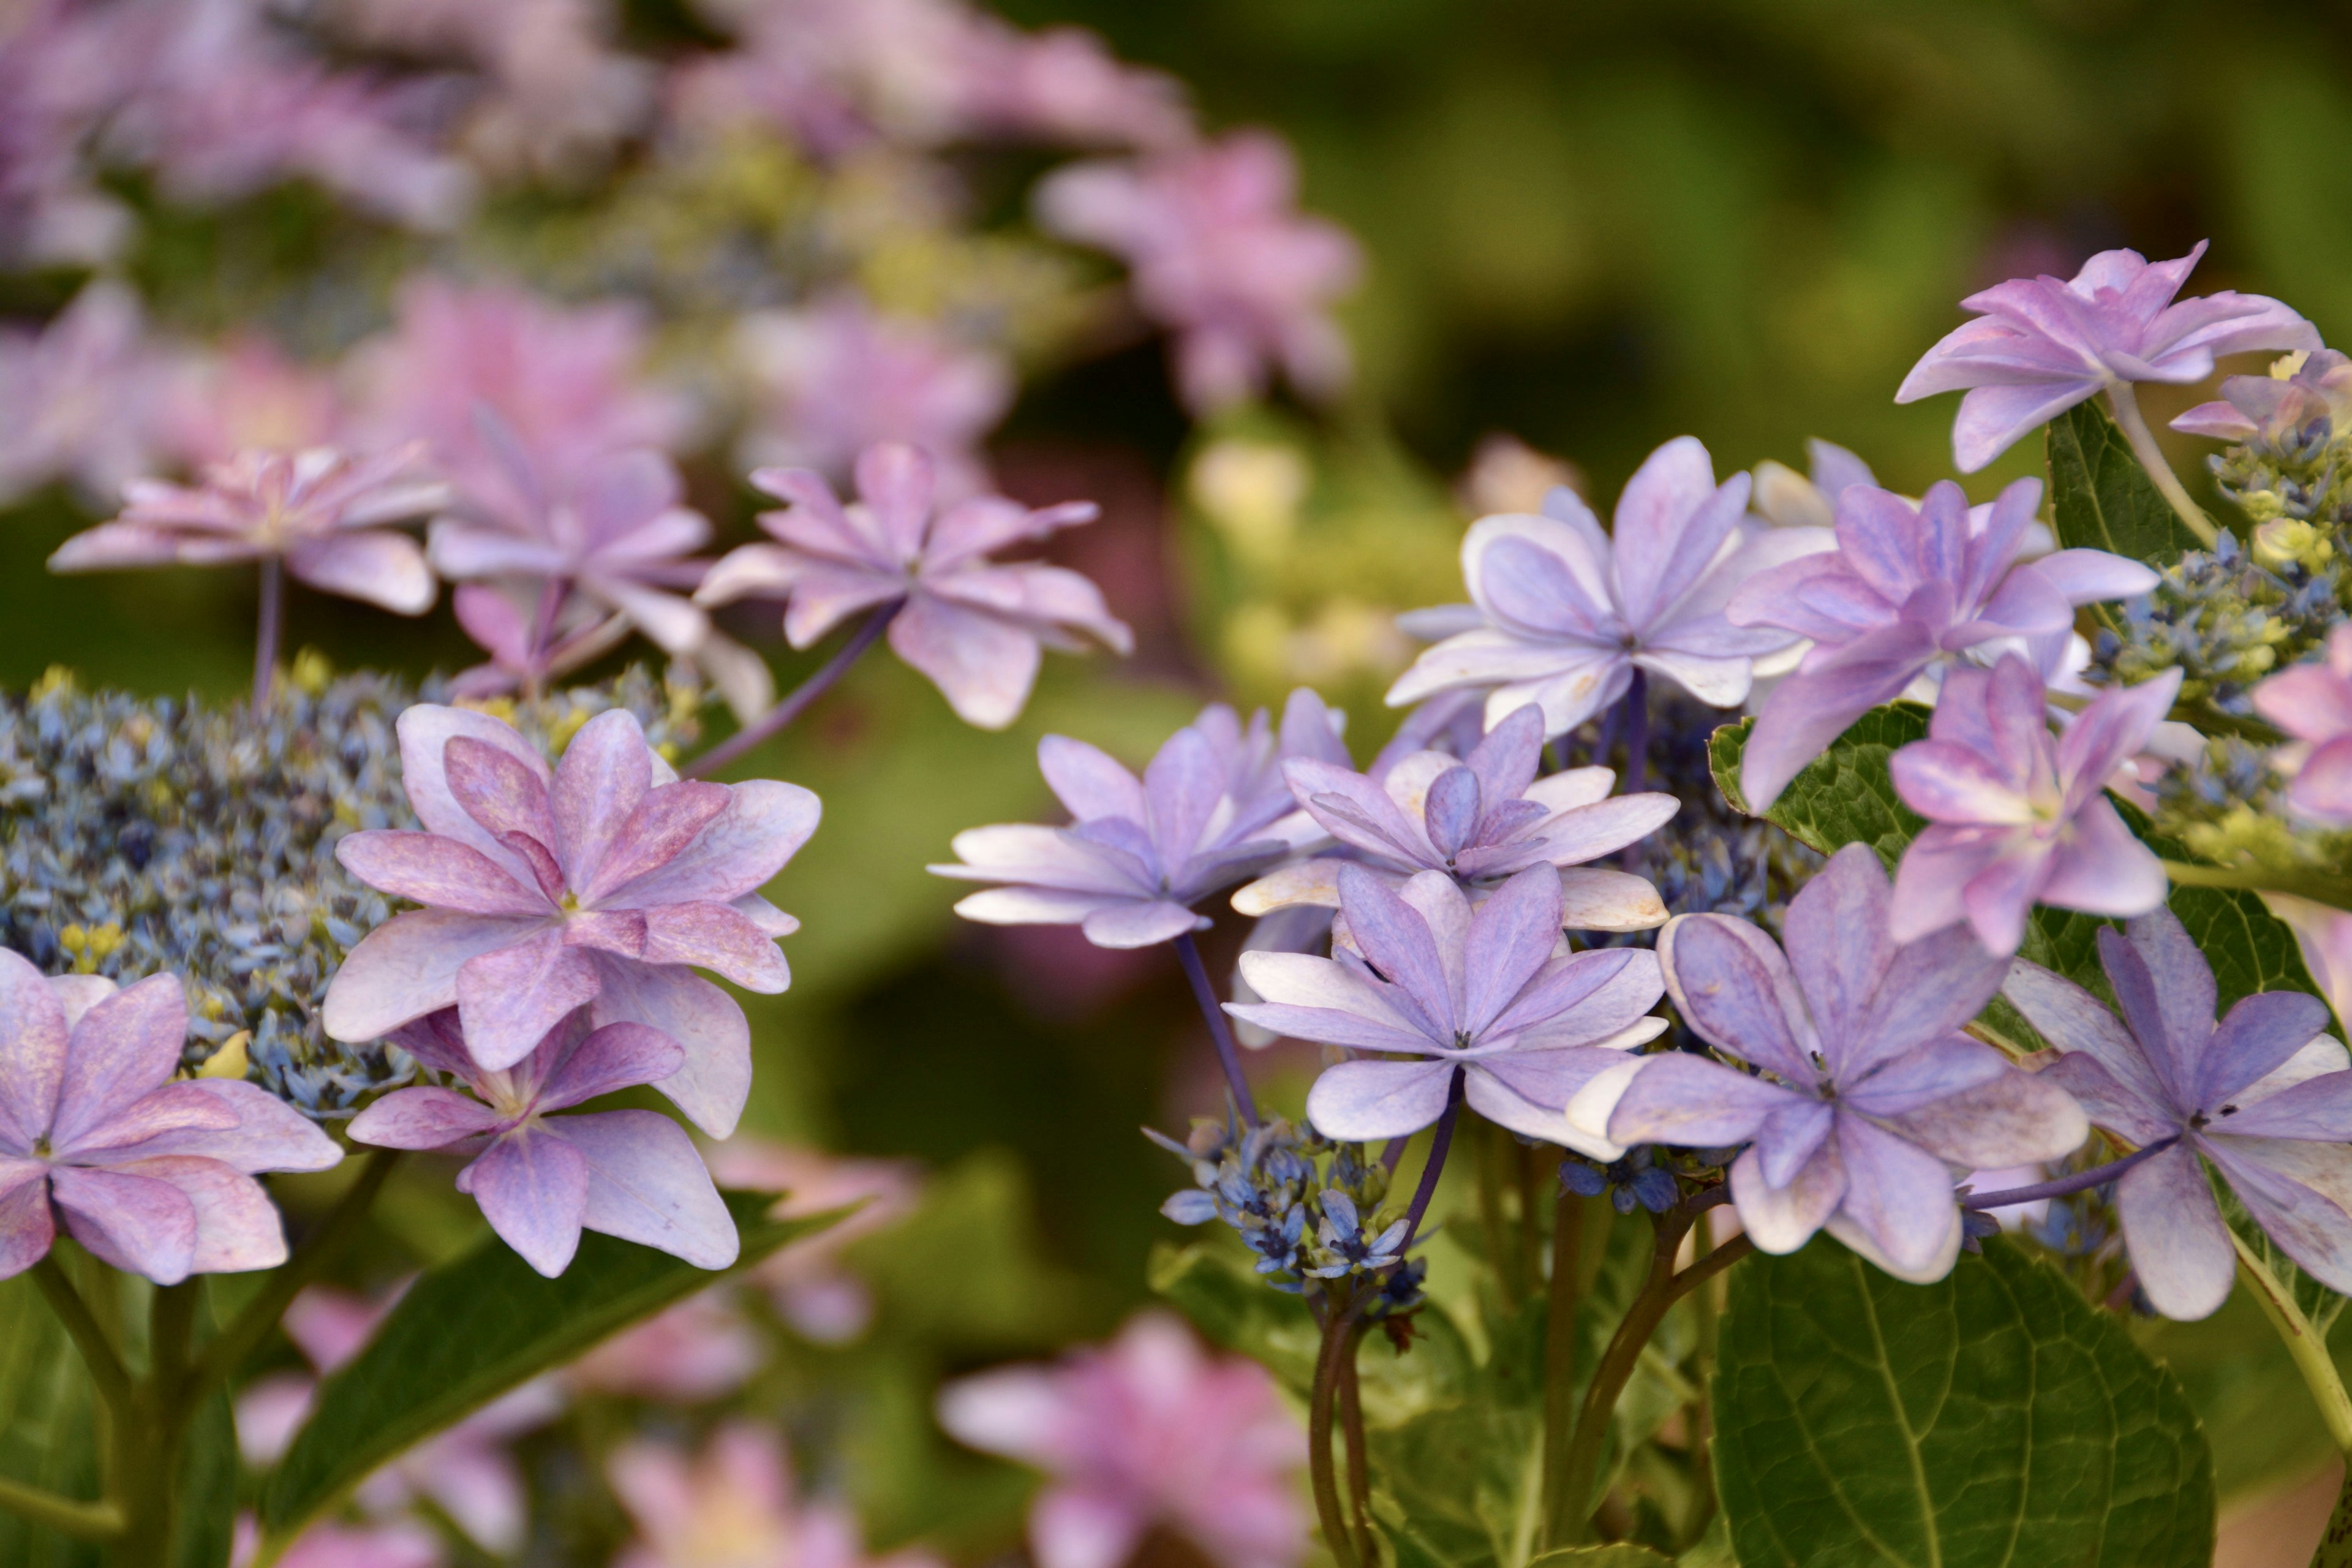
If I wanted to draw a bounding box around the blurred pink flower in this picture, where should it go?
[706,1139,921,1343]
[348,277,689,529]
[565,1289,764,1400]
[323,704,819,1137]
[0,280,176,505]
[734,296,1012,500]
[50,446,447,615]
[2252,624,2352,824]
[233,1515,443,1568]
[1037,133,1360,413]
[164,337,348,467]
[611,1422,942,1568]
[698,442,1129,729]
[235,1286,562,1554]
[0,958,340,1285]
[0,0,134,265]
[937,1311,1308,1568]
[949,20,1192,149]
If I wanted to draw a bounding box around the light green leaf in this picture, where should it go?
[1526,1549,1673,1568]
[2046,400,2204,573]
[0,1275,100,1568]
[1706,708,1926,869]
[260,1191,840,1541]
[1713,1238,2213,1568]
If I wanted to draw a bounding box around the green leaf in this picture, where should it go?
[1526,1549,1674,1568]
[171,1391,236,1568]
[1706,708,1926,869]
[2045,400,2203,572]
[261,1191,840,1541]
[1713,1237,2214,1568]
[0,1275,100,1568]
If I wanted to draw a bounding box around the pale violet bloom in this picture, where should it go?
[2003,909,2344,1319]
[1228,864,1666,1150]
[0,279,176,506]
[2173,348,2352,445]
[0,957,340,1284]
[937,1311,1306,1568]
[1236,704,1676,933]
[1895,243,2319,472]
[609,1422,944,1568]
[323,704,820,1137]
[1037,132,1360,413]
[932,691,1344,948]
[1726,477,2157,812]
[50,445,447,615]
[1889,656,2180,954]
[2252,624,2352,824]
[697,442,1131,731]
[1388,437,1830,736]
[350,1008,737,1278]
[1602,845,2087,1283]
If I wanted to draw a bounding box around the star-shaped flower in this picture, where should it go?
[2252,624,2352,824]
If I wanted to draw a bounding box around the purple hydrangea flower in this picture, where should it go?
[1726,477,2158,812]
[322,704,820,1138]
[932,691,1344,949]
[1604,845,2087,1283]
[0,957,341,1284]
[0,280,176,507]
[2173,349,2352,445]
[696,442,1133,731]
[1227,864,1666,1150]
[1235,704,1676,933]
[1894,243,2320,472]
[1388,437,1831,734]
[2003,910,2344,1319]
[350,1008,737,1278]
[50,445,448,615]
[2252,625,2352,824]
[1888,656,2180,954]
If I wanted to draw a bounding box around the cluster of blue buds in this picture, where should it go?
[2090,530,2338,719]
[1561,1142,1734,1216]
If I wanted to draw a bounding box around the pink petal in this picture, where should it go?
[462,1127,592,1278]
[1038,735,1146,823]
[891,594,1043,730]
[397,705,557,891]
[442,736,559,853]
[123,1155,290,1274]
[51,973,186,1153]
[349,1087,504,1150]
[322,909,553,1045]
[583,782,732,902]
[50,1164,198,1284]
[458,932,605,1073]
[551,710,655,892]
[0,1161,55,1280]
[0,949,69,1150]
[1030,1485,1149,1568]
[538,1023,687,1112]
[287,531,435,615]
[640,903,790,992]
[782,564,905,649]
[549,1109,739,1268]
[590,959,750,1138]
[599,782,821,909]
[53,1082,238,1161]
[336,830,554,917]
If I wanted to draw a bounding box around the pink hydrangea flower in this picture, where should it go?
[350,1008,738,1278]
[347,277,688,529]
[957,23,1192,149]
[163,336,347,467]
[0,279,175,506]
[705,1139,921,1343]
[734,296,1013,500]
[1037,133,1360,413]
[322,704,820,1137]
[50,446,448,615]
[698,442,1131,729]
[2173,348,2352,445]
[1388,436,1831,735]
[2252,624,2352,824]
[1895,243,2319,472]
[1888,657,2181,956]
[236,1286,561,1553]
[0,956,340,1285]
[565,1290,764,1400]
[937,1311,1307,1568]
[609,1422,942,1568]
[236,1517,443,1568]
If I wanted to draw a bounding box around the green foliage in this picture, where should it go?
[260,1191,841,1542]
[1706,709,1925,865]
[1713,1239,2214,1568]
[1526,1549,1673,1568]
[2045,402,2204,574]
[173,1392,236,1568]
[0,1275,99,1568]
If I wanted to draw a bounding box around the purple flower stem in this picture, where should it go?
[1380,1136,1408,1173]
[1395,1068,1466,1253]
[1618,669,1649,795]
[2105,383,2217,546]
[1174,931,1261,1128]
[1960,1137,2178,1210]
[251,556,283,715]
[684,599,903,780]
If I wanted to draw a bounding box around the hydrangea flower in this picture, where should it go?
[1236,703,1676,933]
[1888,656,2181,954]
[697,442,1130,730]
[2003,909,2344,1319]
[349,1008,737,1278]
[0,279,175,507]
[704,1139,922,1343]
[1228,864,1667,1150]
[565,1291,764,1401]
[2251,624,2352,824]
[609,1422,943,1568]
[162,335,346,467]
[50,446,448,615]
[937,1311,1306,1568]
[1726,477,2158,811]
[1602,845,2087,1283]
[0,957,340,1284]
[1894,243,2320,472]
[1387,436,1830,734]
[931,692,1343,948]
[323,703,819,1137]
[2173,348,2352,447]
[1037,132,1360,413]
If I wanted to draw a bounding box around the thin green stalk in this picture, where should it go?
[1684,1264,1721,1550]
[2162,859,2352,912]
[1539,1183,1589,1547]
[192,1148,399,1397]
[0,1475,122,1542]
[1309,1297,1365,1568]
[1476,1125,1517,1307]
[2106,383,2218,546]
[1338,1320,1378,1567]
[31,1257,131,1419]
[2233,1232,2352,1456]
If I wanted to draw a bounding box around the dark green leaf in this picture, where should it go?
[261,1191,840,1540]
[1526,1549,1673,1568]
[2045,400,2203,573]
[1713,1237,2214,1568]
[171,1392,235,1568]
[0,1275,101,1568]
[1706,709,1926,870]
